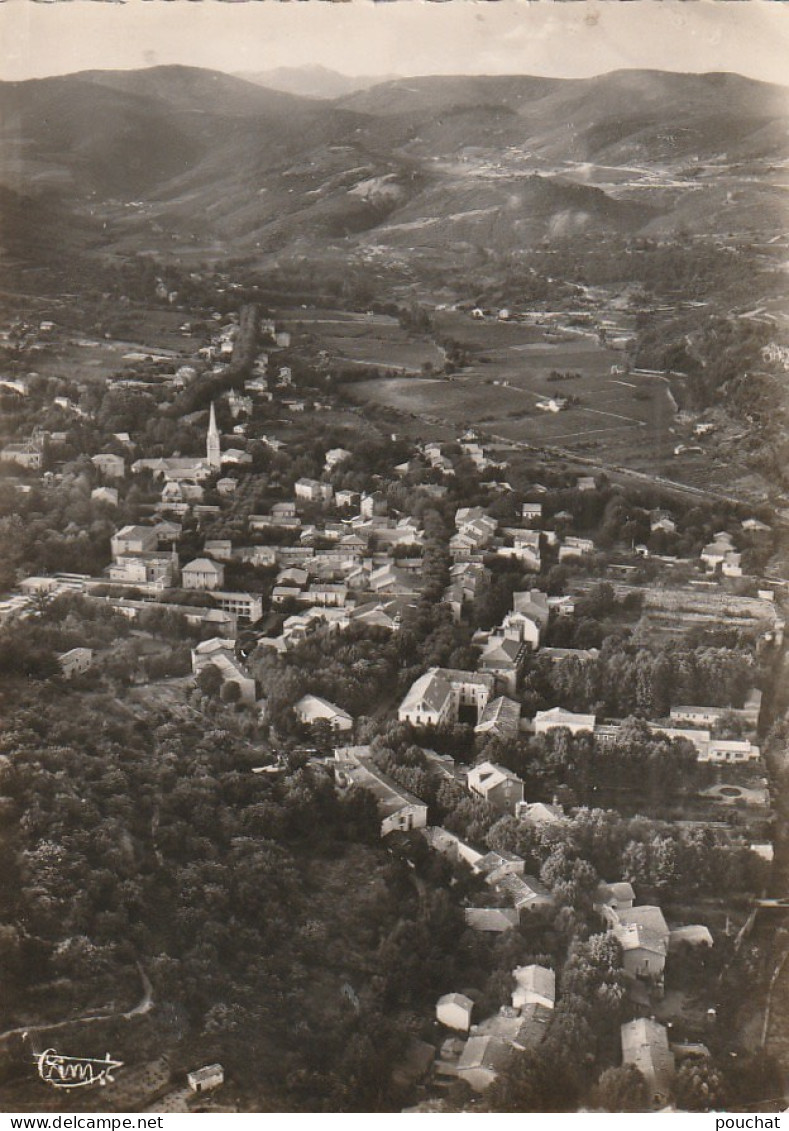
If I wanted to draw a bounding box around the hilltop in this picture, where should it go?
[0,66,786,274]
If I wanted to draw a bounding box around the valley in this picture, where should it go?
[1,58,789,1116]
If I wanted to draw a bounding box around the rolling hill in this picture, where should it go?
[237,65,398,101]
[0,65,786,271]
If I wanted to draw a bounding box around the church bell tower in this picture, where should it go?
[206,401,221,470]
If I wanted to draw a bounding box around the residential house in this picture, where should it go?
[594,881,635,918]
[541,646,597,663]
[467,762,525,815]
[516,801,564,828]
[498,529,541,569]
[1,439,44,469]
[335,489,360,509]
[455,1036,513,1093]
[211,591,263,623]
[91,453,125,479]
[706,737,760,763]
[159,480,201,511]
[342,759,428,836]
[669,690,762,731]
[480,637,526,696]
[509,589,550,647]
[294,694,353,732]
[153,520,182,546]
[449,531,482,561]
[360,491,387,518]
[398,668,495,727]
[219,446,252,468]
[463,908,519,933]
[245,375,270,396]
[620,1020,675,1107]
[511,965,556,1011]
[182,558,225,591]
[109,552,178,588]
[700,536,736,572]
[614,922,668,988]
[533,707,596,736]
[521,502,543,525]
[456,512,498,549]
[421,826,484,869]
[216,477,237,497]
[367,563,420,600]
[278,566,309,589]
[669,925,714,950]
[497,873,553,914]
[650,511,676,535]
[472,1001,553,1053]
[398,669,453,727]
[474,696,521,741]
[437,993,474,1033]
[304,584,348,608]
[58,647,93,679]
[324,447,352,471]
[111,525,158,557]
[558,535,595,562]
[474,850,526,886]
[295,479,333,504]
[226,391,252,418]
[191,638,257,704]
[203,540,233,562]
[351,599,410,633]
[509,1003,553,1052]
[611,905,670,988]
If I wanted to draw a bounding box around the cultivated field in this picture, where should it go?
[276,308,445,373]
[342,362,679,470]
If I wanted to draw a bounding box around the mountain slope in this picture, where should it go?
[0,66,785,268]
[237,66,398,101]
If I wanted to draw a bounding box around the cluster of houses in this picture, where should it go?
[423,875,710,1103]
[435,964,556,1092]
[2,301,784,1114]
[6,401,775,761]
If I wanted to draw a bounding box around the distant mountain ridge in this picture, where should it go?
[236,65,399,100]
[0,65,786,269]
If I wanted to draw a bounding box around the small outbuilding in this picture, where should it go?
[436,992,474,1032]
[186,1064,224,1094]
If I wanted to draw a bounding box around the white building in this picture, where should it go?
[511,965,556,1012]
[182,558,225,591]
[533,707,596,736]
[191,639,257,704]
[436,993,474,1033]
[295,478,333,504]
[294,694,353,732]
[58,648,94,679]
[187,1064,224,1094]
[398,668,494,727]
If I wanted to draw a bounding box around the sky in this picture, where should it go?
[0,0,788,86]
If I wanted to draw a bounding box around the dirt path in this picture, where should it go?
[0,963,153,1046]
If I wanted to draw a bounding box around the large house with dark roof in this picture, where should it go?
[398,668,495,727]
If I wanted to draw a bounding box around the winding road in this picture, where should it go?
[0,963,153,1047]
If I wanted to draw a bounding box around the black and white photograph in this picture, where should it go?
[0,0,788,1116]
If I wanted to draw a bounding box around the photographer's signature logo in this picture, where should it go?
[35,1048,124,1089]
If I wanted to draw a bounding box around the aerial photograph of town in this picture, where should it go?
[0,0,788,1117]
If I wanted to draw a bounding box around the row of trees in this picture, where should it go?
[521,636,758,719]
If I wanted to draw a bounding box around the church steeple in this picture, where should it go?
[206,401,221,470]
